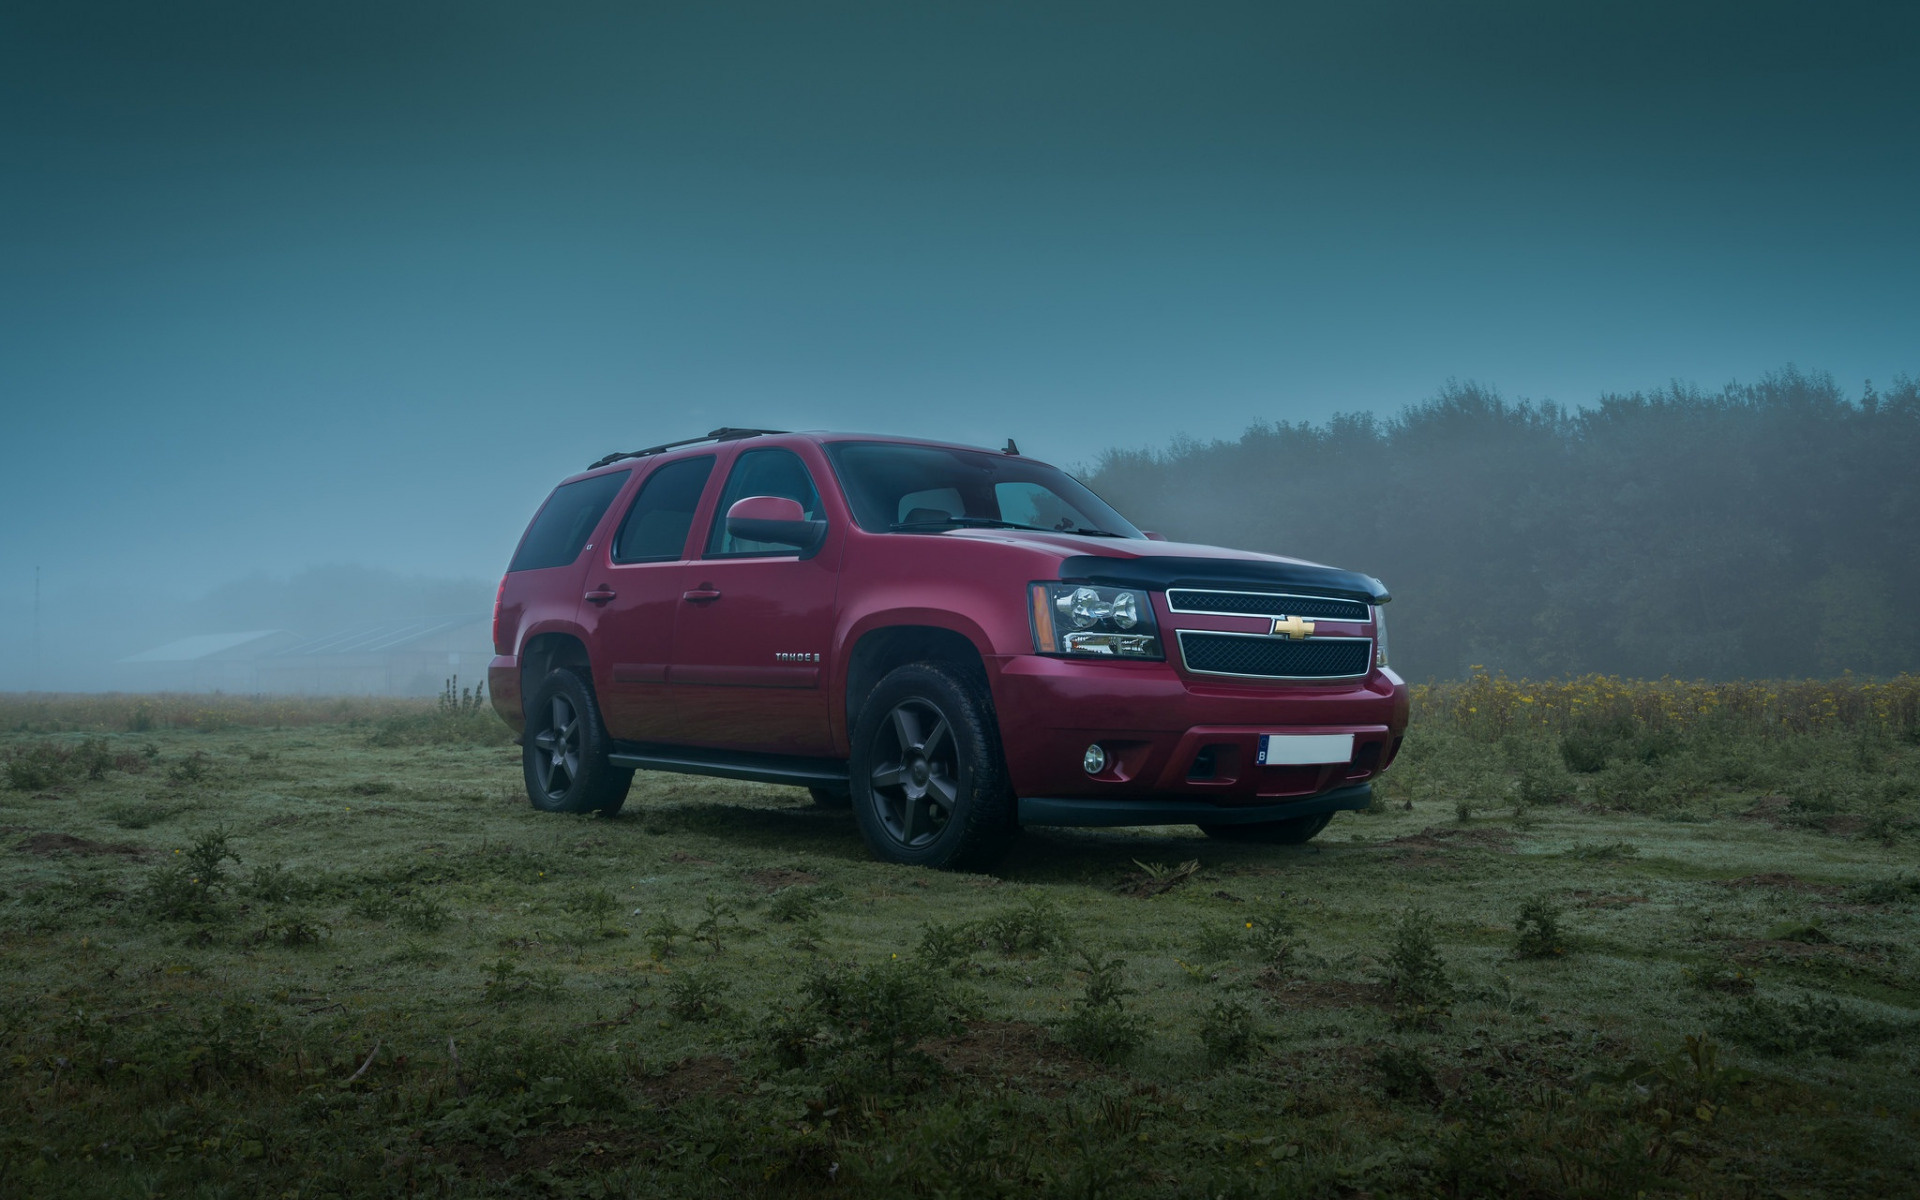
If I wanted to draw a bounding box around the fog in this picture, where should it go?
[3,3,1916,691]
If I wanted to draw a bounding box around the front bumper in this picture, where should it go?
[1020,783,1374,828]
[989,654,1407,805]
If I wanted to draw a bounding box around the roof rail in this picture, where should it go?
[588,427,788,470]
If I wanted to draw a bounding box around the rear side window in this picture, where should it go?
[706,448,823,556]
[509,471,631,572]
[612,456,715,563]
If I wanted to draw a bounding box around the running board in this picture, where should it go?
[608,743,850,789]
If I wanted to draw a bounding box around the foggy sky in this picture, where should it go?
[3,1,1917,686]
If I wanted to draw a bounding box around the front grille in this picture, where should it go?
[1178,632,1373,679]
[1166,590,1370,621]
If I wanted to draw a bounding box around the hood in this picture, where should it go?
[943,529,1391,604]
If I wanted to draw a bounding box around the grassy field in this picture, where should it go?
[2,679,1917,1198]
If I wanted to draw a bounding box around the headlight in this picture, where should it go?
[1373,604,1389,668]
[1030,583,1162,658]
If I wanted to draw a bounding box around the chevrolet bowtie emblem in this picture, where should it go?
[1272,615,1315,640]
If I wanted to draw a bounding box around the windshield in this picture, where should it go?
[824,441,1144,538]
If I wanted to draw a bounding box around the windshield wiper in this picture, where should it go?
[888,517,1126,537]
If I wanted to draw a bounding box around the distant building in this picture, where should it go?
[118,615,491,696]
[118,630,301,691]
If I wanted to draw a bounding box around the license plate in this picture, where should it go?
[1257,733,1354,766]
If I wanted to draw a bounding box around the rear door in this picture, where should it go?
[580,454,717,743]
[668,445,843,755]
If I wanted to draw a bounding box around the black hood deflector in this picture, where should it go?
[1059,555,1390,604]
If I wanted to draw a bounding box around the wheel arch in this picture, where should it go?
[839,619,991,750]
[519,628,593,719]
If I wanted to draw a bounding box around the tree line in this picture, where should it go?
[1084,368,1920,681]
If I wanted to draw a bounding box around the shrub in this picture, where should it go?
[1199,994,1266,1064]
[763,958,965,1078]
[1380,906,1452,1012]
[917,920,976,974]
[666,968,730,1022]
[976,892,1067,955]
[1372,1044,1435,1100]
[768,886,820,923]
[3,741,70,790]
[142,827,240,922]
[1513,898,1565,959]
[1058,950,1146,1065]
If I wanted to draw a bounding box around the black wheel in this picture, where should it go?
[1197,811,1332,845]
[850,663,1015,870]
[808,786,852,810]
[522,668,632,815]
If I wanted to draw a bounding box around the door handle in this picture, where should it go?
[584,588,617,604]
[682,588,722,603]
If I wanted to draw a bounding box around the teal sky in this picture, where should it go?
[2,1,1917,680]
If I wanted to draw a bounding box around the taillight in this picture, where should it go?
[491,576,508,654]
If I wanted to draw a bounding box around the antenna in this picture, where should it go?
[1003,438,1020,456]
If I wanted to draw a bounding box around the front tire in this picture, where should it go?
[850,663,1015,870]
[522,668,632,815]
[1197,811,1332,845]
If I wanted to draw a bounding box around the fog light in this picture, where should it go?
[1083,744,1107,775]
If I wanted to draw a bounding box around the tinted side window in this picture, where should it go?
[612,456,715,563]
[705,448,823,556]
[508,471,631,572]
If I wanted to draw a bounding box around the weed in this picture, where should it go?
[1246,904,1298,968]
[481,956,527,1003]
[1118,859,1201,897]
[764,956,967,1075]
[245,861,307,903]
[398,893,450,932]
[788,918,825,953]
[767,886,820,923]
[3,741,69,790]
[142,827,240,921]
[1764,920,1830,944]
[694,893,737,954]
[1380,906,1452,1015]
[1198,993,1266,1064]
[917,920,975,974]
[1513,897,1566,959]
[1059,950,1145,1063]
[563,887,622,937]
[255,913,329,948]
[351,889,397,921]
[165,750,213,785]
[976,892,1067,954]
[646,913,687,960]
[1684,964,1759,994]
[666,967,730,1022]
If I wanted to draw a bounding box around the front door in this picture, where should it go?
[583,454,716,744]
[669,446,842,755]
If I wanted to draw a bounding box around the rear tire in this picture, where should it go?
[522,668,632,815]
[850,663,1015,870]
[1197,811,1332,845]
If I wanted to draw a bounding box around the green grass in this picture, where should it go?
[1,699,1917,1197]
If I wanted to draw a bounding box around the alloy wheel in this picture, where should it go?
[868,698,958,848]
[531,694,581,802]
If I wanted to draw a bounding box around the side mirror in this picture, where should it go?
[725,496,825,551]
[1141,530,1169,542]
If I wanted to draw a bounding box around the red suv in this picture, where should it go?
[491,429,1406,869]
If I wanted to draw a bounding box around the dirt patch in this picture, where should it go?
[1256,976,1388,1009]
[1726,939,1870,967]
[923,1020,1105,1086]
[15,832,147,857]
[1569,891,1650,908]
[669,851,714,865]
[641,1054,738,1103]
[262,813,302,827]
[1385,826,1517,852]
[1715,873,1842,895]
[746,868,820,891]
[441,1122,662,1181]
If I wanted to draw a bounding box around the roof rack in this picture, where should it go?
[588,428,787,470]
